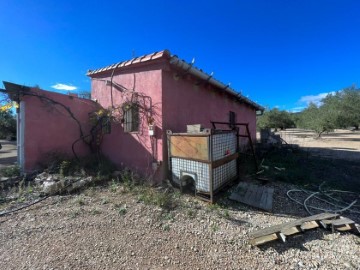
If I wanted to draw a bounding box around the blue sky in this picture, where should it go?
[1,0,359,112]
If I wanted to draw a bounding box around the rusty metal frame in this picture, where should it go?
[210,121,258,171]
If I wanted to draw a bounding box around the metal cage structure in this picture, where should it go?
[167,128,239,202]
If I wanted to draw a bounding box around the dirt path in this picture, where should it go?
[277,129,360,161]
[0,140,17,169]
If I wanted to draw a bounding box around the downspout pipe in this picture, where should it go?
[169,56,264,114]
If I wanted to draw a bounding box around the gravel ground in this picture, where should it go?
[1,181,359,270]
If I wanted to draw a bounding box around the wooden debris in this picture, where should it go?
[249,213,359,246]
[322,217,354,227]
[322,217,360,234]
[336,224,353,232]
[251,233,278,246]
[301,220,320,230]
[282,225,303,236]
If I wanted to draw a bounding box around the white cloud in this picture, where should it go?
[289,106,306,113]
[298,91,335,106]
[51,83,77,91]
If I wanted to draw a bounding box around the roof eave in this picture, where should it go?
[85,50,264,111]
[86,50,171,76]
[169,56,264,111]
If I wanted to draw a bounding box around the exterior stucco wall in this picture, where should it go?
[22,88,99,171]
[90,66,164,181]
[89,61,257,182]
[161,68,257,181]
[162,69,257,139]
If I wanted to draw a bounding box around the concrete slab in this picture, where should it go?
[229,182,274,211]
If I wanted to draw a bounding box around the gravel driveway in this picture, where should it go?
[1,181,359,270]
[0,139,17,169]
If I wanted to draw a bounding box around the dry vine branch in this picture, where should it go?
[24,91,88,142]
[15,89,104,160]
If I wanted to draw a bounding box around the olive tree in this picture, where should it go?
[322,86,360,130]
[257,108,295,131]
[297,103,336,137]
[0,93,16,139]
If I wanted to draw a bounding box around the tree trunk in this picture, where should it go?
[317,129,325,138]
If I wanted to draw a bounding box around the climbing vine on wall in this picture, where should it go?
[3,81,159,166]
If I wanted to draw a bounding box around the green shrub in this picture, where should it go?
[60,160,72,176]
[162,224,170,231]
[0,165,20,177]
[79,154,116,177]
[42,152,116,178]
[75,195,85,206]
[186,209,196,218]
[0,109,16,139]
[91,208,101,215]
[120,169,142,190]
[41,152,71,174]
[110,179,119,192]
[117,205,127,215]
[137,187,175,210]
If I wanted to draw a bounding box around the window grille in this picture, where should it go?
[229,111,236,128]
[123,103,139,132]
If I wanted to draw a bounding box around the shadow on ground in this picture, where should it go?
[302,146,360,161]
[258,230,332,253]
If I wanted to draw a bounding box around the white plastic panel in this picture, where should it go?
[171,158,210,192]
[212,159,237,190]
[211,132,237,161]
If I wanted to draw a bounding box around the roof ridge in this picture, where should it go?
[87,50,170,75]
[86,50,264,111]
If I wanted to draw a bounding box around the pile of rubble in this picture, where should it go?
[260,129,284,145]
[34,172,95,195]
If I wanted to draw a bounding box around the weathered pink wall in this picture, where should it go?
[90,63,165,181]
[90,60,258,182]
[162,68,257,139]
[22,88,99,171]
[161,67,257,180]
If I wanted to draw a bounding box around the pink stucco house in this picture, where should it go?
[87,50,263,181]
[3,50,263,182]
